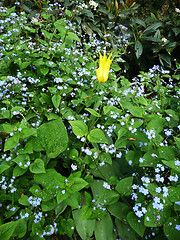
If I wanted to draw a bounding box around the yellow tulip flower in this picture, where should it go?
[96,52,113,83]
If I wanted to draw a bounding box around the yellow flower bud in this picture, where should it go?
[96,52,113,83]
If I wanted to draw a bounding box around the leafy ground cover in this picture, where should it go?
[0,1,180,239]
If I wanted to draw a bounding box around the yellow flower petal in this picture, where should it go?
[96,52,113,83]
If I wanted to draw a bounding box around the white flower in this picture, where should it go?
[175,8,180,13]
[31,17,39,23]
[89,0,98,10]
[71,164,77,171]
[162,38,168,43]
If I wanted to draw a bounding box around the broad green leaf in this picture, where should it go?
[56,189,70,204]
[12,154,30,169]
[163,216,180,240]
[40,68,49,76]
[20,128,37,139]
[158,146,175,161]
[168,186,180,202]
[174,137,180,149]
[127,212,146,237]
[18,195,30,206]
[144,202,171,227]
[4,134,19,151]
[162,160,180,173]
[97,189,119,205]
[13,166,27,177]
[0,163,10,174]
[67,32,81,42]
[0,221,18,240]
[140,150,159,167]
[61,218,74,237]
[115,136,128,149]
[13,219,27,238]
[69,177,88,193]
[41,198,57,211]
[32,118,68,158]
[72,209,95,240]
[127,105,143,118]
[118,128,128,138]
[94,213,113,240]
[147,117,165,134]
[85,108,101,117]
[52,94,61,109]
[64,192,81,209]
[100,152,112,165]
[88,129,108,144]
[108,202,131,222]
[116,177,133,196]
[31,169,65,201]
[29,159,46,174]
[115,219,137,240]
[81,205,92,220]
[69,120,88,137]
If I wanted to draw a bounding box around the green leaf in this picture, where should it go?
[147,117,165,134]
[13,219,27,238]
[115,219,137,240]
[158,146,175,161]
[41,29,54,39]
[67,32,81,42]
[72,209,95,240]
[88,129,108,144]
[135,41,143,59]
[163,216,180,240]
[97,189,119,205]
[40,68,49,76]
[29,159,46,174]
[13,166,27,177]
[23,26,37,33]
[12,154,30,169]
[118,128,128,138]
[127,105,143,118]
[127,212,146,237]
[56,189,70,204]
[174,137,180,149]
[32,118,68,158]
[69,177,88,193]
[20,128,37,139]
[85,108,101,117]
[162,160,180,173]
[52,94,61,109]
[69,120,88,137]
[115,137,128,149]
[116,177,133,196]
[81,205,92,220]
[108,202,131,222]
[143,22,162,35]
[18,195,30,206]
[0,221,18,240]
[61,218,74,237]
[0,163,10,174]
[168,186,180,202]
[139,150,159,167]
[64,192,81,209]
[41,198,57,211]
[100,152,112,165]
[32,169,65,201]
[94,213,113,240]
[4,134,19,151]
[144,202,171,227]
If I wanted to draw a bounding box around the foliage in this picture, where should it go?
[0,1,180,240]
